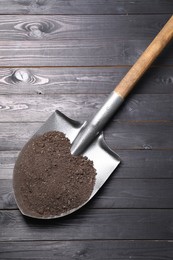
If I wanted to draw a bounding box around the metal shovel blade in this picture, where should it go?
[13,16,173,219]
[15,110,120,219]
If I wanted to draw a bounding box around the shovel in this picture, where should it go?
[13,16,173,219]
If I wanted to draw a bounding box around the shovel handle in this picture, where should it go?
[114,15,173,98]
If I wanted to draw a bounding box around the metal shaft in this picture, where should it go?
[71,91,123,155]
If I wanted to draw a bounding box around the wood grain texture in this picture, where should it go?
[0,0,172,256]
[1,240,173,260]
[1,150,173,179]
[0,121,172,151]
[0,151,17,172]
[0,39,172,67]
[1,209,173,240]
[106,121,173,150]
[0,15,170,41]
[0,94,172,122]
[2,178,173,209]
[0,67,173,95]
[0,0,172,14]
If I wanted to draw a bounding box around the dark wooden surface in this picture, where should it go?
[0,1,173,259]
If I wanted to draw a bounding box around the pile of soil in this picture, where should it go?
[13,131,96,218]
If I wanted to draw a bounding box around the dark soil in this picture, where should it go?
[13,131,96,218]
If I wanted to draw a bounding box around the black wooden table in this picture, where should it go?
[0,1,173,259]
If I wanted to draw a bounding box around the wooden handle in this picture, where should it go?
[115,15,173,98]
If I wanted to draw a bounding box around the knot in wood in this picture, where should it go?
[13,69,30,82]
[29,25,43,38]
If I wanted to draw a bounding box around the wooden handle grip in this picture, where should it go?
[114,15,173,98]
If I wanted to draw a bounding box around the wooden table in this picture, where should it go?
[0,1,173,259]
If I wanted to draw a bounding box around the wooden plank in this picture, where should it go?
[0,67,172,95]
[0,94,172,122]
[106,121,173,150]
[0,121,173,151]
[117,150,173,179]
[0,122,41,151]
[0,15,170,41]
[1,150,173,179]
[0,151,17,171]
[2,179,173,209]
[1,209,173,240]
[0,180,15,209]
[0,39,172,67]
[1,240,173,260]
[0,0,172,14]
[94,179,173,209]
